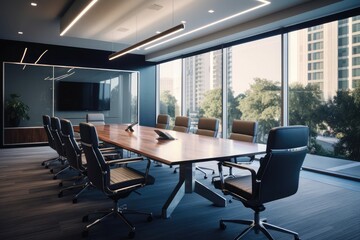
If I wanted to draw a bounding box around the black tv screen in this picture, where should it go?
[56,81,110,111]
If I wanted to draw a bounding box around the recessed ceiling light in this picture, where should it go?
[31,2,37,7]
[208,9,215,13]
[18,31,23,35]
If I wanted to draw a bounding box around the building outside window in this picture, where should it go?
[289,15,360,165]
[158,59,182,128]
[183,50,223,134]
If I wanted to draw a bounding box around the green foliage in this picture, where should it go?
[198,88,241,123]
[5,94,30,127]
[199,88,222,119]
[160,90,177,118]
[238,78,281,142]
[289,83,324,150]
[321,88,360,160]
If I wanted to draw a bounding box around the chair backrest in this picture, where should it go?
[196,117,219,137]
[60,119,83,171]
[173,116,190,133]
[80,122,110,192]
[42,115,55,150]
[256,125,309,204]
[86,113,105,125]
[50,116,66,157]
[229,120,258,143]
[156,114,170,129]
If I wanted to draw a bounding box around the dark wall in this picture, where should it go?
[0,39,157,147]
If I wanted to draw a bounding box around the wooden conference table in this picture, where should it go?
[89,124,266,219]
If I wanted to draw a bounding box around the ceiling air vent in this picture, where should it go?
[148,4,163,11]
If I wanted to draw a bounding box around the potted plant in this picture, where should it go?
[5,93,30,127]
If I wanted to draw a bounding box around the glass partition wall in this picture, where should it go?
[3,62,139,145]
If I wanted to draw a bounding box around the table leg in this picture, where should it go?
[194,180,226,207]
[161,179,185,219]
[161,162,226,219]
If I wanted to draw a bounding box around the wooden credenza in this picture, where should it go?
[4,127,47,145]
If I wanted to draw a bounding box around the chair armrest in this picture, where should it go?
[217,161,258,191]
[223,161,257,176]
[106,156,144,165]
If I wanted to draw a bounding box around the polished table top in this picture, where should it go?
[91,124,267,165]
[77,123,267,218]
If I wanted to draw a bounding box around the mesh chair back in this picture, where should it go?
[43,115,55,150]
[257,126,309,203]
[60,119,83,171]
[50,117,66,158]
[229,120,258,143]
[196,118,219,137]
[173,116,190,133]
[86,113,105,125]
[156,114,170,129]
[80,122,110,191]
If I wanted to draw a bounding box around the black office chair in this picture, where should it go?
[79,122,155,239]
[215,125,309,240]
[50,116,69,179]
[41,115,60,167]
[58,119,91,203]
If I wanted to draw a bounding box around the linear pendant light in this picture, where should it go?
[60,0,98,36]
[109,23,185,60]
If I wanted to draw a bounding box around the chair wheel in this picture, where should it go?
[53,175,57,180]
[50,169,53,173]
[45,165,49,169]
[173,170,177,174]
[220,222,226,230]
[72,198,78,204]
[212,170,215,174]
[128,231,135,239]
[204,175,207,179]
[82,216,89,222]
[294,236,301,240]
[41,162,45,166]
[82,230,88,238]
[58,192,63,198]
[147,215,153,222]
[59,182,63,187]
[229,199,232,203]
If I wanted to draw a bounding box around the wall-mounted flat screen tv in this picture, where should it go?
[56,81,110,111]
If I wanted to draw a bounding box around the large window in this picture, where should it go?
[157,15,360,169]
[225,36,281,143]
[289,15,360,165]
[183,50,223,134]
[158,59,182,128]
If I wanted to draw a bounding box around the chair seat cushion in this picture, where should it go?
[224,175,253,200]
[109,167,155,191]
